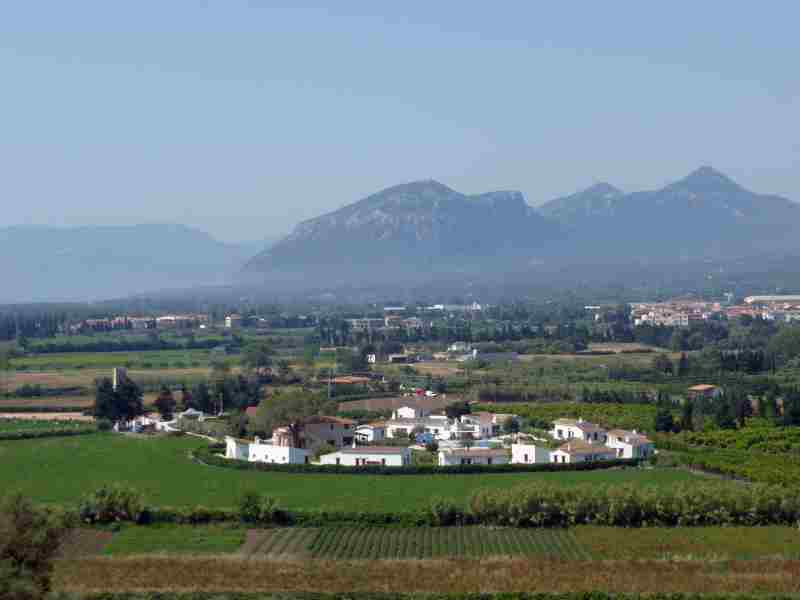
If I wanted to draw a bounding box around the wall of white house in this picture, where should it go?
[319,451,410,467]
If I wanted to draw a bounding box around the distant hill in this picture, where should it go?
[245,167,800,286]
[245,180,560,282]
[540,166,800,261]
[0,224,254,303]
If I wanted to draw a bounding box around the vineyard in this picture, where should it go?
[674,426,800,454]
[473,402,663,432]
[241,527,591,560]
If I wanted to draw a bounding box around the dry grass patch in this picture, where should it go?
[53,557,800,594]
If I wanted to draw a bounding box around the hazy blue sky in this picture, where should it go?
[2,1,798,242]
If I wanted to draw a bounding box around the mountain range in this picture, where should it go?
[0,224,262,303]
[3,167,799,303]
[246,166,800,283]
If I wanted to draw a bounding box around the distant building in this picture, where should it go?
[550,441,617,464]
[687,384,722,401]
[225,314,242,329]
[511,443,551,465]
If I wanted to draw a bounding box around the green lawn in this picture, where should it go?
[104,523,246,555]
[0,434,707,512]
[0,418,89,433]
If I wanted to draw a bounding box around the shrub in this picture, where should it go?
[0,493,67,599]
[96,418,113,432]
[78,485,145,524]
[426,497,463,526]
[238,491,288,525]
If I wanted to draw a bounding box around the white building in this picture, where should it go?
[225,436,311,464]
[392,406,431,420]
[225,314,242,329]
[550,440,617,464]
[386,415,452,440]
[511,443,551,465]
[225,437,250,460]
[448,341,471,353]
[438,448,509,466]
[319,446,411,467]
[354,422,386,443]
[551,418,607,444]
[606,429,655,459]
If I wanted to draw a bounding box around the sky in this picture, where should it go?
[1,1,799,243]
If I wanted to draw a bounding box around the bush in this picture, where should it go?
[0,493,67,599]
[426,497,463,526]
[238,491,289,525]
[96,418,113,432]
[78,485,145,524]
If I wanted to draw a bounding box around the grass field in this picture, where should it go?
[104,523,246,555]
[5,367,220,390]
[0,434,705,511]
[11,349,223,371]
[0,417,92,432]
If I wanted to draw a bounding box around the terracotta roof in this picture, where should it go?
[689,384,718,391]
[245,407,258,417]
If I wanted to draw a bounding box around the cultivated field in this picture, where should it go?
[0,434,705,510]
[53,556,800,594]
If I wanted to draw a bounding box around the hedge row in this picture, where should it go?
[0,405,87,413]
[0,427,97,441]
[195,444,642,475]
[464,482,800,527]
[71,592,800,600]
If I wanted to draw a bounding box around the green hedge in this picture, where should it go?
[72,592,800,600]
[0,427,97,441]
[0,405,87,413]
[466,481,800,527]
[195,444,642,475]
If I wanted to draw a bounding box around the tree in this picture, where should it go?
[445,401,471,420]
[733,391,753,428]
[680,399,694,432]
[92,376,143,425]
[0,494,67,600]
[154,386,176,420]
[768,328,800,366]
[676,352,690,377]
[761,390,778,420]
[93,377,117,421]
[253,390,334,448]
[502,417,519,435]
[0,348,11,397]
[654,406,676,432]
[462,434,474,450]
[114,377,145,424]
[180,385,194,410]
[783,390,800,426]
[652,353,673,375]
[191,383,212,413]
[241,341,274,380]
[713,397,737,430]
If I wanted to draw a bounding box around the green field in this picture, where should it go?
[89,524,800,560]
[0,434,704,511]
[0,418,90,433]
[11,349,223,371]
[104,523,246,555]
